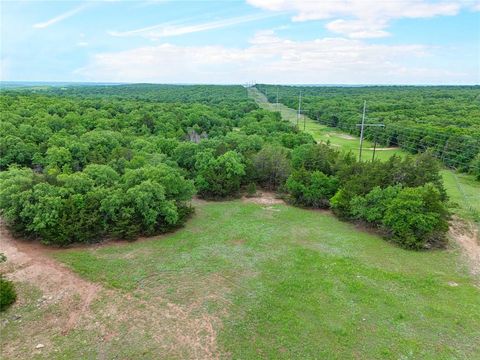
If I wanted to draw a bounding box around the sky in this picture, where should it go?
[1,0,479,84]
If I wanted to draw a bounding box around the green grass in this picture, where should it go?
[50,201,480,359]
[442,170,480,222]
[249,87,480,222]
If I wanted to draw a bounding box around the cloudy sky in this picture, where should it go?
[1,0,479,84]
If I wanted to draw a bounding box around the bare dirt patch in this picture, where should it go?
[0,224,100,335]
[230,238,246,245]
[449,218,480,275]
[337,133,355,140]
[242,191,285,206]
[365,147,399,151]
[0,223,226,359]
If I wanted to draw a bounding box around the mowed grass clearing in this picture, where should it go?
[442,170,480,222]
[4,200,474,359]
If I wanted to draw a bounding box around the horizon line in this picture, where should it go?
[1,81,479,87]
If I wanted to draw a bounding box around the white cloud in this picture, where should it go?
[76,31,473,84]
[326,20,390,39]
[33,4,89,29]
[247,0,463,38]
[108,13,278,39]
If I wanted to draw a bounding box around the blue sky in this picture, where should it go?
[1,0,479,84]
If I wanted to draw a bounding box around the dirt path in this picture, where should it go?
[0,223,223,359]
[449,218,480,276]
[242,191,285,206]
[0,223,101,334]
[365,147,399,151]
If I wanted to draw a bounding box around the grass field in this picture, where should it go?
[2,200,479,359]
[442,170,480,221]
[249,87,480,223]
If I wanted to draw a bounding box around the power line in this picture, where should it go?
[255,87,480,169]
[356,101,385,162]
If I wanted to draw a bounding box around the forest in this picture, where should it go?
[0,85,450,250]
[256,84,480,177]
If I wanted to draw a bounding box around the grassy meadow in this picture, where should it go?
[2,200,478,359]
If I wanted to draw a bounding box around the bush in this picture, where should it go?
[195,150,245,199]
[285,169,339,208]
[0,277,17,312]
[330,188,356,219]
[291,143,339,175]
[350,186,401,225]
[253,145,291,190]
[0,254,16,312]
[383,184,449,249]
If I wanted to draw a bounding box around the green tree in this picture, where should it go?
[83,164,120,187]
[285,169,339,208]
[0,167,36,234]
[291,143,339,175]
[195,151,245,198]
[470,153,480,180]
[253,145,291,190]
[44,146,73,174]
[350,185,401,225]
[383,184,449,249]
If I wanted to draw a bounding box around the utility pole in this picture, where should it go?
[356,100,384,162]
[297,91,302,127]
[372,137,377,161]
[358,100,366,162]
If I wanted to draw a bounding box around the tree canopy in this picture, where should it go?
[0,84,453,249]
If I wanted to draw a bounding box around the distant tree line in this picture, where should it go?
[0,85,450,249]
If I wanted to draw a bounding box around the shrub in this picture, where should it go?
[279,132,316,149]
[330,188,356,219]
[286,169,339,208]
[350,186,401,225]
[0,277,17,312]
[195,150,246,199]
[383,184,449,249]
[0,254,16,312]
[291,143,339,175]
[253,145,291,190]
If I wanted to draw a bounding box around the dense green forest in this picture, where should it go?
[256,84,480,176]
[26,83,251,104]
[0,85,450,249]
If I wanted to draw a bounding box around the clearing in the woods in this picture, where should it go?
[1,199,479,359]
